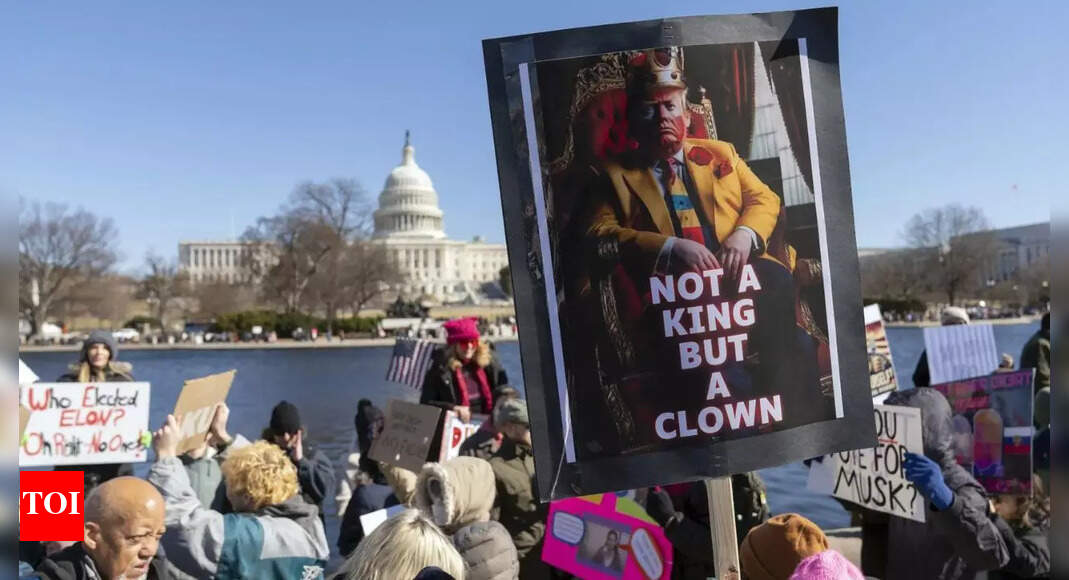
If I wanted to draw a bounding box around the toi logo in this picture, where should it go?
[20,471,85,541]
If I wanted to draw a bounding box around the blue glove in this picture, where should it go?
[904,452,954,510]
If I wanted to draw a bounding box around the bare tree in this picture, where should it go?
[902,205,996,305]
[18,200,118,337]
[194,280,255,319]
[244,178,373,319]
[340,241,402,315]
[137,252,190,329]
[860,248,937,302]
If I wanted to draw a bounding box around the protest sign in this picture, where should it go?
[19,382,151,466]
[484,8,873,499]
[923,324,999,385]
[864,304,898,399]
[359,504,406,536]
[437,411,487,462]
[544,493,673,579]
[173,370,236,455]
[933,370,1034,494]
[807,405,925,522]
[368,400,443,473]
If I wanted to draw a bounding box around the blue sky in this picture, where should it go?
[4,1,1062,272]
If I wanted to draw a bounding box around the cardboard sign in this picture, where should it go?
[544,493,673,579]
[864,305,898,398]
[173,370,236,455]
[437,411,487,462]
[359,504,406,536]
[484,8,874,499]
[807,405,925,522]
[19,382,151,466]
[923,324,999,385]
[368,400,442,473]
[933,370,1034,494]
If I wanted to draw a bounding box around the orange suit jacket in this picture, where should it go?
[584,138,783,275]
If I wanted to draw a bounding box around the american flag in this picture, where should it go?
[385,338,435,390]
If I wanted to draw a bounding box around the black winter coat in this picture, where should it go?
[980,517,1050,579]
[419,347,508,414]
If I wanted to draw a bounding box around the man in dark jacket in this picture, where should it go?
[36,476,169,580]
[643,474,770,579]
[336,399,398,557]
[1019,312,1050,393]
[264,401,336,519]
[488,398,548,578]
[866,387,1009,579]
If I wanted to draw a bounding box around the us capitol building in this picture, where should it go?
[371,133,509,304]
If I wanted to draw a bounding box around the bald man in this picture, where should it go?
[36,476,169,580]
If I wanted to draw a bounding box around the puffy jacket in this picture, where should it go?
[415,457,519,580]
[873,388,1009,580]
[148,455,329,580]
[36,542,170,580]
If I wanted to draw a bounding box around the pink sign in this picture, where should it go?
[543,493,673,579]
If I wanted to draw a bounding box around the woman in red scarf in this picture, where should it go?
[419,318,509,422]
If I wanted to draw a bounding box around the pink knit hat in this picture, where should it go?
[444,318,480,344]
[788,550,864,580]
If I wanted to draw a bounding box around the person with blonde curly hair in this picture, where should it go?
[338,508,466,580]
[148,415,329,579]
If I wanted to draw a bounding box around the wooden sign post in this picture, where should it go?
[705,477,740,580]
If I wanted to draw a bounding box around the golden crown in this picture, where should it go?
[627,46,686,91]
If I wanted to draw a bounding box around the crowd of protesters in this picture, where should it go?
[19,310,1051,579]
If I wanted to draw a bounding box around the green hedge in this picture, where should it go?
[123,315,162,329]
[212,310,380,337]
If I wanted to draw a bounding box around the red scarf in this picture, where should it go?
[454,364,493,414]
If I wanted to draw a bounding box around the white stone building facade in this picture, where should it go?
[372,135,509,303]
[178,241,254,284]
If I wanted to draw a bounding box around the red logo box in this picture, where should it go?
[20,471,84,541]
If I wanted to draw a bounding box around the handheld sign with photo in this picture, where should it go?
[368,400,443,473]
[932,370,1034,494]
[544,493,673,579]
[438,411,487,462]
[173,370,236,455]
[923,324,999,385]
[483,7,873,500]
[19,382,151,466]
[807,405,925,522]
[864,304,898,399]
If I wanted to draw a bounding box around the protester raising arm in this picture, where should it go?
[905,452,1009,571]
[148,414,230,578]
[291,431,336,508]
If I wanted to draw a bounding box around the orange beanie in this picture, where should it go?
[739,513,829,580]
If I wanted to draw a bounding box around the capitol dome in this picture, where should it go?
[373,132,446,239]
